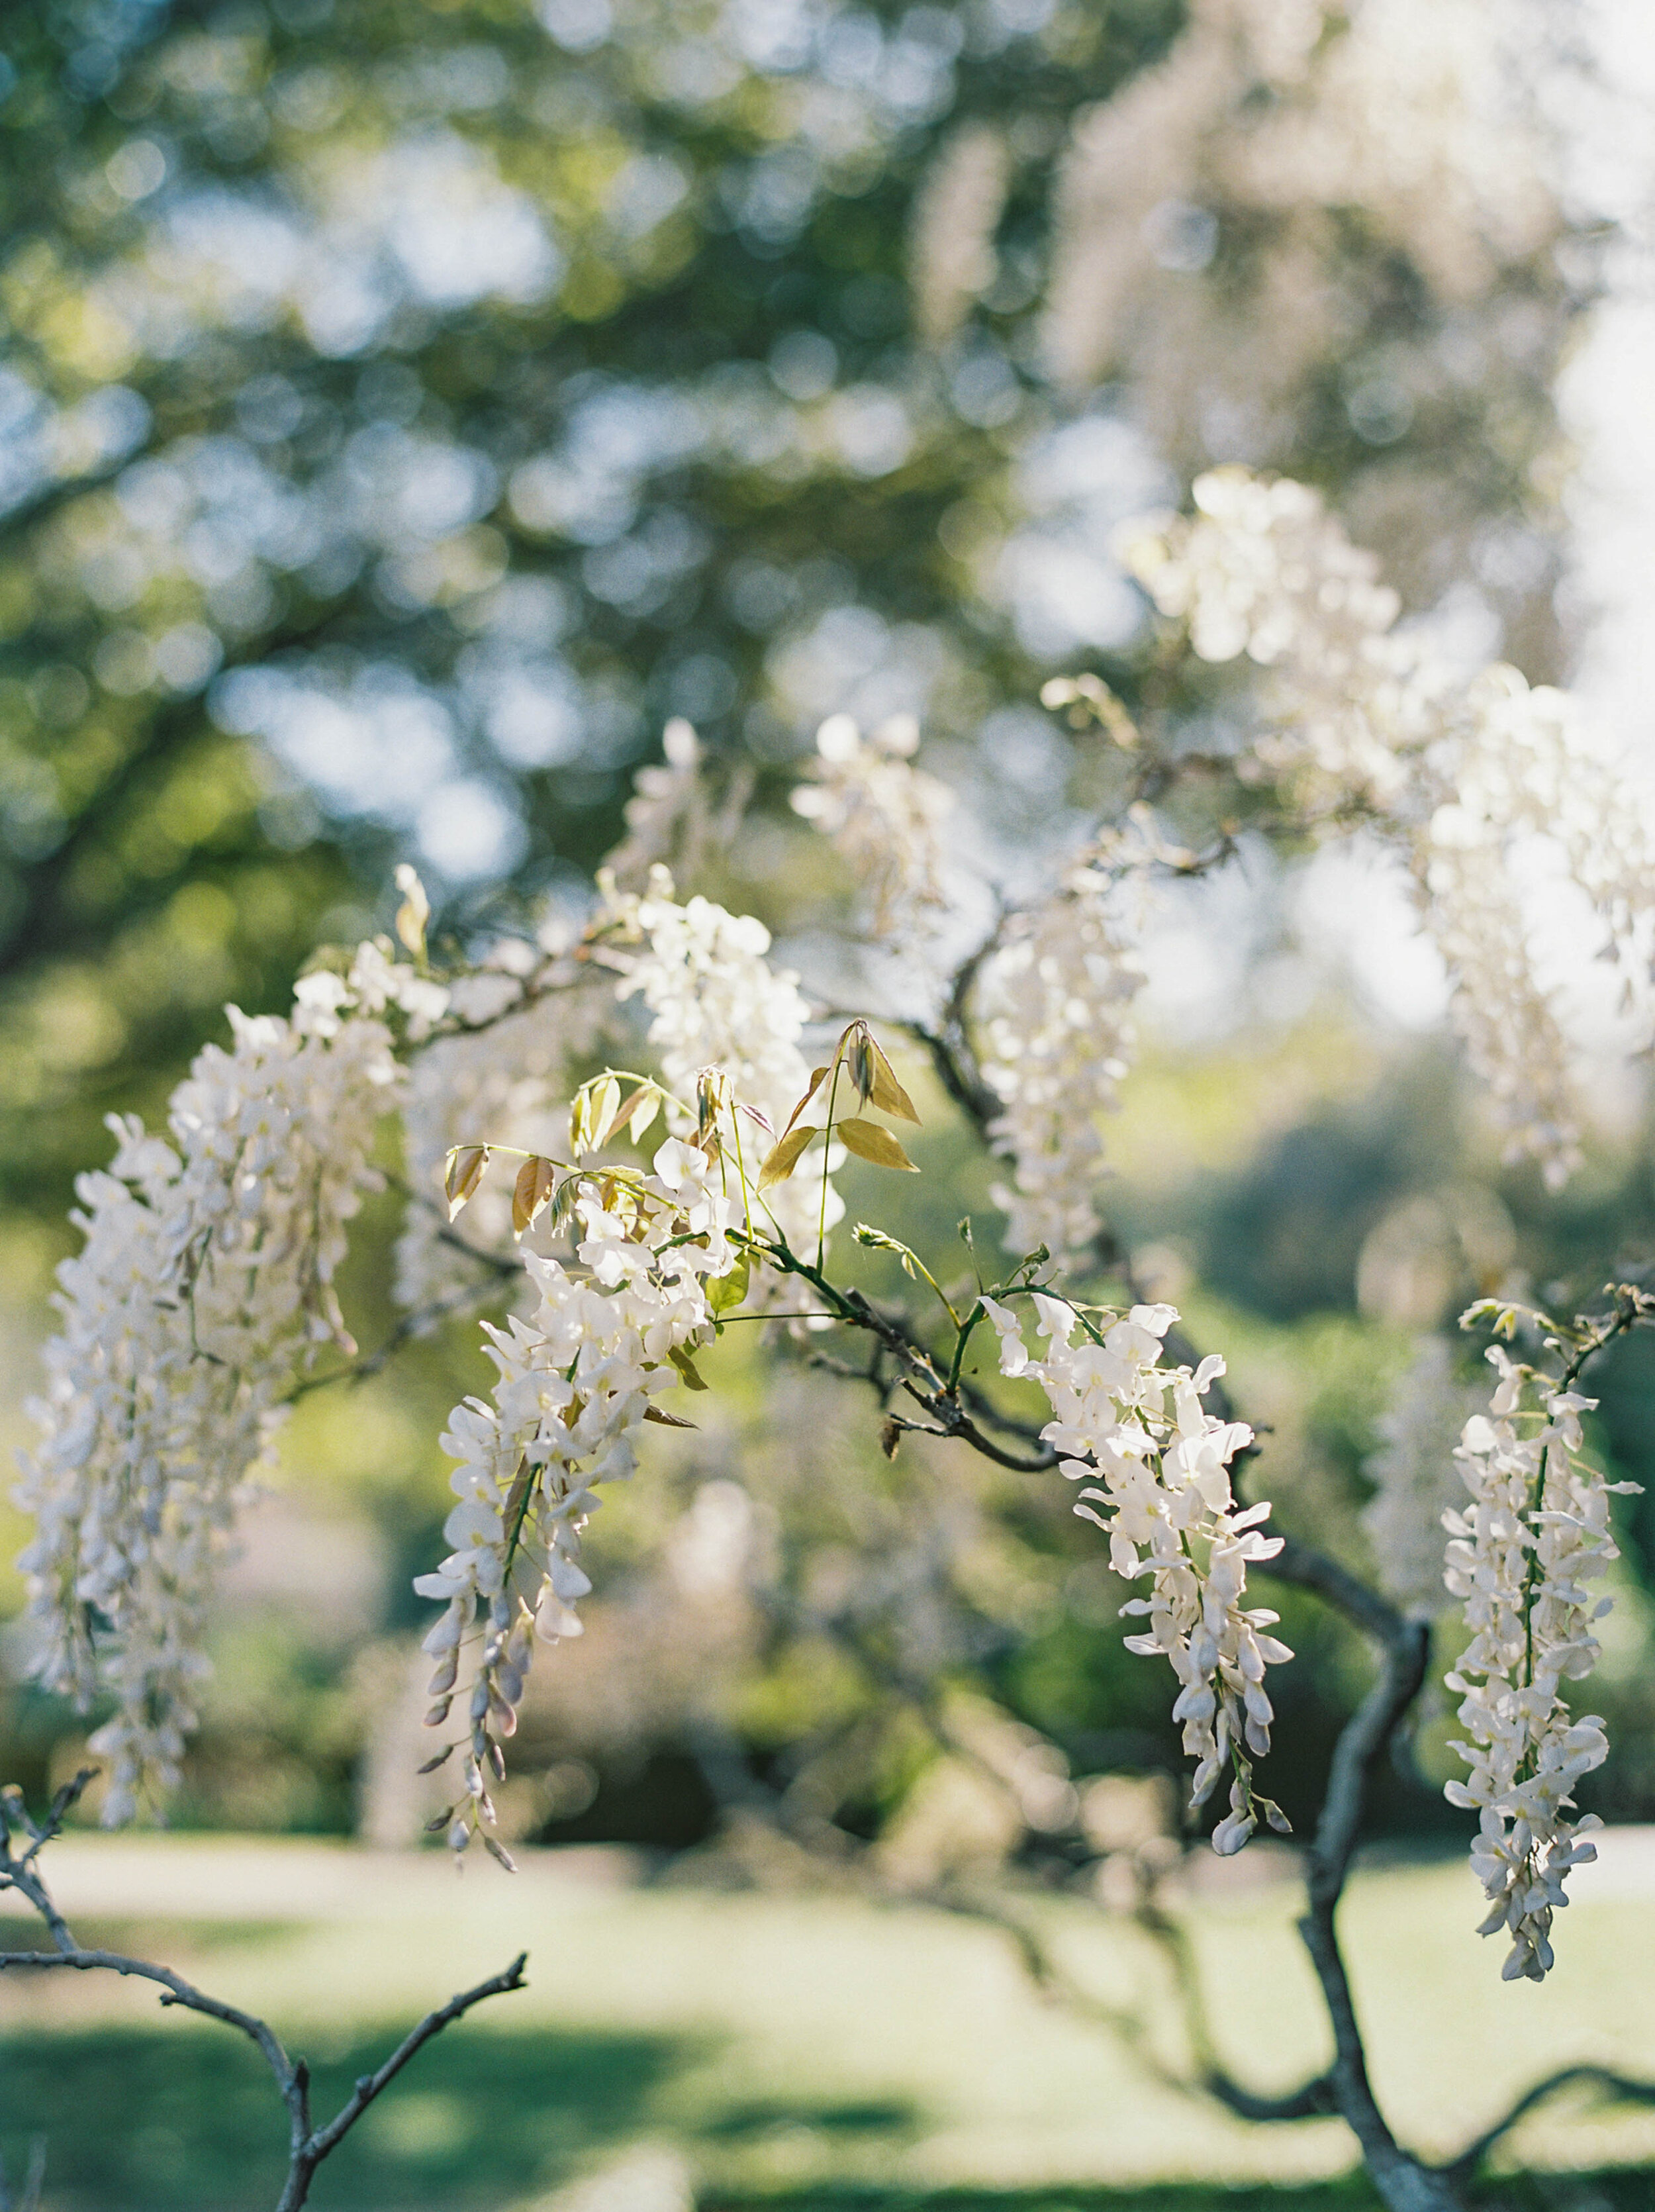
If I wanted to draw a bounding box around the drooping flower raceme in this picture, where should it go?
[981,1295,1290,1849]
[1121,466,1655,1187]
[414,1134,743,1860]
[974,853,1145,1265]
[1443,1342,1636,1980]
[1360,1336,1484,1616]
[15,942,425,1823]
[790,714,955,944]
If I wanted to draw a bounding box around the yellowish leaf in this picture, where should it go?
[782,1067,830,1138]
[512,1155,558,1238]
[867,1036,920,1123]
[837,1118,918,1172]
[394,863,430,958]
[589,1075,620,1146]
[444,1145,491,1220]
[759,1124,819,1189]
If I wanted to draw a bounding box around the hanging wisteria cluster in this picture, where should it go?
[416,1127,744,1864]
[1121,466,1655,1186]
[1442,1308,1641,1980]
[980,1294,1290,1851]
[15,942,435,1823]
[973,852,1146,1267]
[15,462,1652,2001]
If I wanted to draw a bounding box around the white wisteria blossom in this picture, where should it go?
[790,713,956,943]
[980,1294,1290,1847]
[15,941,430,1823]
[1359,1336,1484,1615]
[1443,1330,1638,1980]
[602,866,841,1259]
[1121,465,1655,1186]
[604,717,710,885]
[974,853,1145,1265]
[414,1131,743,1860]
[909,121,1010,346]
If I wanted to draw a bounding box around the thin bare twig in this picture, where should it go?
[0,1772,528,2212]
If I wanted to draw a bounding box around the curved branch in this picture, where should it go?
[1448,2063,1655,2182]
[0,1945,298,2086]
[905,917,1004,1140]
[294,1953,529,2172]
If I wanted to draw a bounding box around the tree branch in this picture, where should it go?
[1446,2064,1655,2183]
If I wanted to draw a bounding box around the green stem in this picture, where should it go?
[816,1061,843,1272]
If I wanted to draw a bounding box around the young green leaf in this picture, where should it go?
[848,1028,876,1106]
[708,1249,751,1316]
[853,1222,922,1277]
[837,1118,919,1172]
[667,1344,710,1390]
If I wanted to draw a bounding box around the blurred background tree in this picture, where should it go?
[4,0,1651,1874]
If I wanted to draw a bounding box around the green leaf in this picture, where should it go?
[708,1249,751,1316]
[837,1118,919,1172]
[668,1344,710,1390]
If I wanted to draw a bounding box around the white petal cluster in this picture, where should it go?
[1443,1345,1634,1979]
[414,1135,741,1858]
[1359,1337,1483,1616]
[1123,467,1417,808]
[1042,0,1556,425]
[981,1294,1290,1848]
[974,855,1145,1265]
[790,714,955,943]
[604,867,839,1259]
[1123,467,1655,1187]
[15,943,421,1822]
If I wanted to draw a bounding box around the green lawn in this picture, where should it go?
[2,1837,1654,2210]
